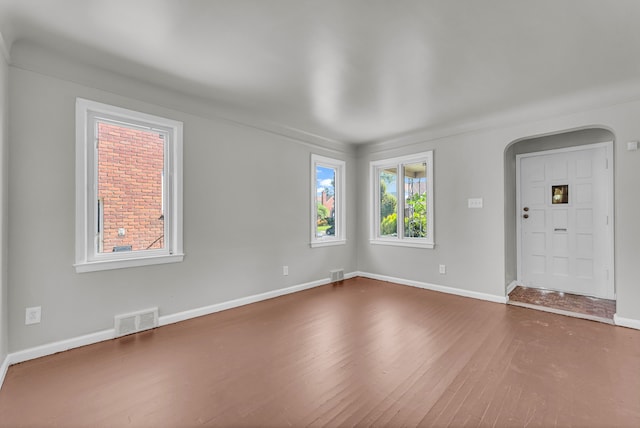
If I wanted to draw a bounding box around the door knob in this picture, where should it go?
[523,207,529,212]
[523,214,529,219]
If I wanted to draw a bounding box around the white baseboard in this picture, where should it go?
[159,272,357,327]
[506,280,519,295]
[355,271,508,304]
[614,314,640,330]
[1,272,358,387]
[8,329,115,366]
[0,353,9,391]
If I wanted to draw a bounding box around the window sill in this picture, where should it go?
[370,239,434,249]
[310,239,346,248]
[74,253,185,273]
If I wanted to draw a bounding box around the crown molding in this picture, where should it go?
[12,38,640,157]
[362,77,640,154]
[9,39,351,155]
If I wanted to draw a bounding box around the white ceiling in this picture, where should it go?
[1,0,640,144]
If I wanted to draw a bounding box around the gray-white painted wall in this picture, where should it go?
[356,132,507,297]
[357,103,640,322]
[7,58,357,352]
[5,40,640,355]
[0,42,8,364]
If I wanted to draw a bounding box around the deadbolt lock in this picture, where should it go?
[523,207,529,211]
[523,214,529,219]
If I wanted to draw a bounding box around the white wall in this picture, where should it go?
[7,44,357,352]
[357,101,640,321]
[0,37,8,365]
[357,131,508,298]
[6,40,640,355]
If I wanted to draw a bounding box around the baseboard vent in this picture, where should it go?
[330,269,344,283]
[114,308,159,337]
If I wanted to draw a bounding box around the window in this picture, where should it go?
[370,151,434,248]
[311,154,345,247]
[75,98,183,272]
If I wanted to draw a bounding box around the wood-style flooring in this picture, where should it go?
[1,277,639,427]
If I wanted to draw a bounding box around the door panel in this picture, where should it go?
[519,145,613,299]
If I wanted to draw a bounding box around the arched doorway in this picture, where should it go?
[504,128,616,322]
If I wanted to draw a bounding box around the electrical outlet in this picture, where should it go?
[25,306,41,325]
[283,265,289,276]
[439,264,446,274]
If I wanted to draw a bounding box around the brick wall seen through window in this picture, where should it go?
[97,122,165,252]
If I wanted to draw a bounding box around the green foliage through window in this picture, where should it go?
[317,203,329,221]
[371,152,433,246]
[405,193,427,237]
[379,170,398,236]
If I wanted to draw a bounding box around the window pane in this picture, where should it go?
[97,121,165,253]
[379,168,397,237]
[316,166,336,238]
[403,162,427,238]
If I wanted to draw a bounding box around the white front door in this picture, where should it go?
[517,143,614,299]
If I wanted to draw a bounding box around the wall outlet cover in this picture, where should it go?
[25,306,42,325]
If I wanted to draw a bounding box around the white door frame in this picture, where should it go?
[516,141,615,298]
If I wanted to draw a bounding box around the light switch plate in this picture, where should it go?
[468,198,483,208]
[627,141,638,151]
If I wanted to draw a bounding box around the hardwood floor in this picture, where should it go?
[1,277,639,427]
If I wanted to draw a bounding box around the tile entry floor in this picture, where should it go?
[508,286,616,322]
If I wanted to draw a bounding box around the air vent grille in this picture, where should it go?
[330,269,344,283]
[115,307,159,337]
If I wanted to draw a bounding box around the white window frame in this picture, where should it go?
[370,151,434,249]
[310,154,346,247]
[75,98,184,273]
